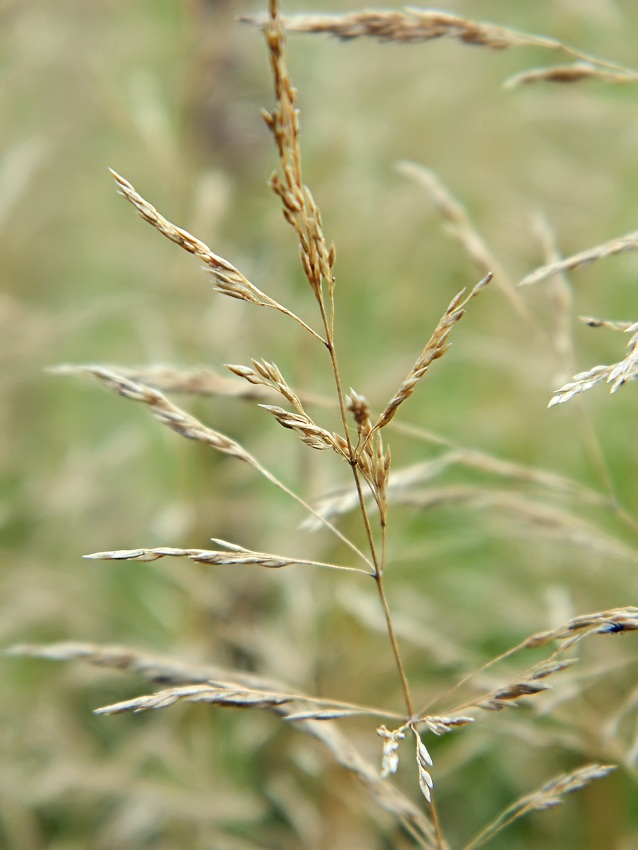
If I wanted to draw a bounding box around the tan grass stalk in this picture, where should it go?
[262,2,394,532]
[506,62,638,88]
[56,359,618,511]
[84,541,368,575]
[227,359,304,411]
[532,213,575,375]
[243,9,636,76]
[73,366,266,462]
[420,715,475,736]
[458,659,574,715]
[580,316,636,332]
[259,402,350,454]
[6,640,282,689]
[549,323,638,406]
[110,169,326,344]
[418,607,638,719]
[64,365,373,569]
[464,764,616,850]
[51,363,334,408]
[261,6,335,304]
[75,365,271,399]
[227,362,389,478]
[40,0,637,840]
[7,642,436,846]
[519,229,638,288]
[95,683,297,714]
[439,449,598,500]
[373,274,492,430]
[304,440,616,530]
[401,488,638,561]
[6,641,400,721]
[302,450,613,532]
[262,0,416,723]
[521,607,638,649]
[397,161,528,318]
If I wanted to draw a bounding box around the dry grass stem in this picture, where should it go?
[549,323,638,406]
[442,449,598,501]
[85,541,368,574]
[581,316,636,332]
[72,366,261,462]
[419,715,475,736]
[397,161,527,317]
[262,7,335,304]
[401,489,638,561]
[63,365,373,567]
[94,683,400,721]
[227,359,304,412]
[532,213,575,374]
[437,656,578,721]
[283,708,369,721]
[51,363,334,408]
[506,62,638,88]
[6,641,402,722]
[521,607,638,649]
[302,449,613,531]
[244,9,636,77]
[374,273,492,430]
[227,360,350,461]
[21,1,636,844]
[307,439,619,530]
[259,402,350,454]
[95,683,297,715]
[7,642,438,843]
[6,641,287,689]
[464,764,616,849]
[519,229,638,287]
[419,608,638,720]
[262,0,416,723]
[110,169,326,343]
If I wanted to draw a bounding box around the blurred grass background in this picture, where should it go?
[2,0,638,847]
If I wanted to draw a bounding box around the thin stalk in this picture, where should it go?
[463,798,538,850]
[430,798,448,850]
[375,569,416,718]
[318,290,416,718]
[250,453,373,571]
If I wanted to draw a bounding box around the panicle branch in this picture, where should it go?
[110,169,325,343]
[227,359,304,412]
[262,5,335,302]
[245,9,564,50]
[244,9,638,79]
[79,366,257,462]
[506,62,638,88]
[519,229,638,288]
[84,540,368,574]
[549,322,638,407]
[374,273,492,430]
[464,764,616,849]
[59,365,373,568]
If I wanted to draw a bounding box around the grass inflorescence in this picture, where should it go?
[5,1,638,848]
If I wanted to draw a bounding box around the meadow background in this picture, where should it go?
[2,0,638,847]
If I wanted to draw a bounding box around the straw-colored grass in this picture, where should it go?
[4,1,638,848]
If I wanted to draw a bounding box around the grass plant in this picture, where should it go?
[4,1,638,848]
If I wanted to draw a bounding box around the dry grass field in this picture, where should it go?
[2,1,638,848]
